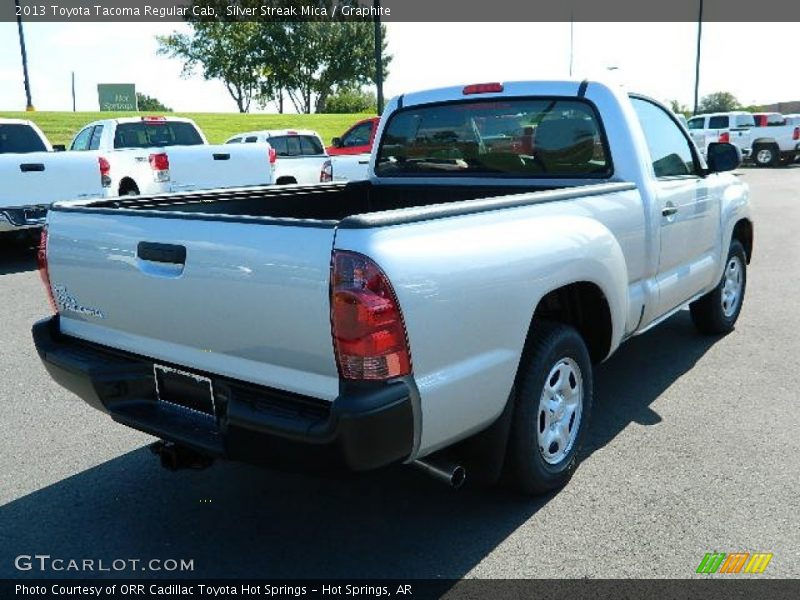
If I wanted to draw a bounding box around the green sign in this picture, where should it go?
[97,84,137,111]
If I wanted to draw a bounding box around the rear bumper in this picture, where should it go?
[32,316,414,472]
[0,205,48,232]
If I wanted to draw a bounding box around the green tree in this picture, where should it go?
[668,99,689,116]
[325,88,377,113]
[698,92,741,114]
[157,6,390,115]
[258,20,391,114]
[157,21,266,113]
[136,92,172,112]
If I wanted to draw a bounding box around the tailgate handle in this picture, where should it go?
[137,242,186,265]
[212,153,231,161]
[20,163,45,172]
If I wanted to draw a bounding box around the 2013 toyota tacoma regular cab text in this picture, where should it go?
[32,80,753,495]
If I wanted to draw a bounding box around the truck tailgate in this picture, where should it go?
[0,151,104,207]
[168,143,272,192]
[44,208,340,401]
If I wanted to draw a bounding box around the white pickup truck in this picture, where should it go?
[0,119,105,237]
[688,111,800,167]
[69,116,275,196]
[33,80,753,495]
[747,112,800,167]
[225,129,332,185]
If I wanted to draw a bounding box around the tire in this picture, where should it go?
[753,144,779,167]
[507,320,593,495]
[689,240,747,335]
[119,182,139,196]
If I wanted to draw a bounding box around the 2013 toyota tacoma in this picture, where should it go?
[32,80,753,495]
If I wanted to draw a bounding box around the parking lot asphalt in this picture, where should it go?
[1,166,798,580]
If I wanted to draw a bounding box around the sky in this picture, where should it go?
[0,22,796,113]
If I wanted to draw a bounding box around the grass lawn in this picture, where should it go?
[0,111,374,147]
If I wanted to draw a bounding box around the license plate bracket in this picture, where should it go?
[154,364,216,419]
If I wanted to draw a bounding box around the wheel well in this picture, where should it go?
[752,139,778,148]
[732,218,753,263]
[118,178,139,195]
[276,176,297,185]
[528,282,612,364]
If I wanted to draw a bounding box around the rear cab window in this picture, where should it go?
[375,98,611,178]
[0,124,48,153]
[113,120,204,149]
[270,135,325,157]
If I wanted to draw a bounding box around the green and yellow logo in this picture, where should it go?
[696,552,773,574]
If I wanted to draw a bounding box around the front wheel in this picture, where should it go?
[507,320,593,495]
[690,240,747,334]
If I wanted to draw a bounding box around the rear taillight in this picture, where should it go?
[793,127,799,141]
[331,251,411,380]
[98,157,111,188]
[38,227,57,314]
[320,159,333,183]
[719,132,730,143]
[149,152,170,183]
[268,146,277,165]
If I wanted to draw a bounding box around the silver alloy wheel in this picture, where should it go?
[756,149,773,164]
[721,255,744,318]
[537,357,583,465]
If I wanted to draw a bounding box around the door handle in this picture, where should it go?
[662,205,679,217]
[137,242,186,264]
[20,163,45,172]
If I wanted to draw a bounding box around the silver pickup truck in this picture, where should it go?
[33,80,753,495]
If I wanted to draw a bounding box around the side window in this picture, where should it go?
[631,98,698,178]
[226,137,242,144]
[71,126,94,151]
[341,122,372,147]
[88,125,103,150]
[244,136,258,143]
[708,116,729,129]
[687,118,704,130]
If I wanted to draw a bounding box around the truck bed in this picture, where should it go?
[57,180,626,225]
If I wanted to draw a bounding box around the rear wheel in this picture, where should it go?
[690,240,747,334]
[507,320,593,495]
[119,181,139,196]
[753,144,779,167]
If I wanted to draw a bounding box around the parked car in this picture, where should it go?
[327,116,380,182]
[69,116,275,197]
[0,118,105,238]
[687,111,755,160]
[225,129,331,185]
[34,80,752,496]
[747,113,800,167]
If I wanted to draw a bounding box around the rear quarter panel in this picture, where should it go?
[335,187,643,455]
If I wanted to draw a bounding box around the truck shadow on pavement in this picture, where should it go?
[0,238,38,276]
[0,312,719,579]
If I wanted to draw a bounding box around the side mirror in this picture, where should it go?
[52,144,66,152]
[331,137,342,148]
[706,142,741,173]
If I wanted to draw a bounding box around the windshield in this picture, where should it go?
[0,124,47,153]
[375,98,610,178]
[113,121,204,149]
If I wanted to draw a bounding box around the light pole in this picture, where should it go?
[14,0,34,111]
[693,0,703,115]
[373,0,384,114]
